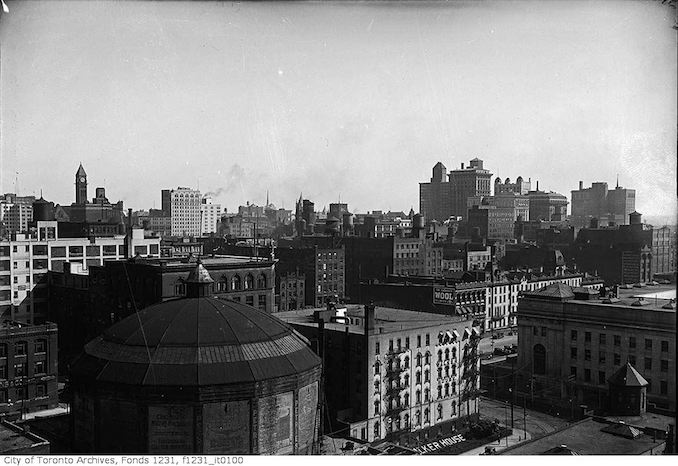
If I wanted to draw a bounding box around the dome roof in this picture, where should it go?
[71,296,321,387]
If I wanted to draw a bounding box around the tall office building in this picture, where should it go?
[571,181,636,228]
[200,196,221,236]
[420,159,493,221]
[527,189,568,222]
[168,187,202,237]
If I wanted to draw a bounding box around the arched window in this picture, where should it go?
[217,277,228,292]
[404,356,410,369]
[404,413,410,428]
[416,390,421,404]
[437,404,443,420]
[415,410,421,425]
[437,385,442,399]
[444,383,450,397]
[445,348,450,360]
[445,366,450,378]
[374,361,381,375]
[374,422,380,438]
[425,352,431,365]
[424,388,430,402]
[451,400,457,415]
[404,374,410,387]
[395,417,401,430]
[416,353,422,367]
[437,367,443,379]
[452,382,456,394]
[244,274,254,290]
[424,369,430,382]
[231,275,242,291]
[424,408,430,423]
[437,350,443,362]
[257,274,267,289]
[452,347,457,359]
[404,393,410,406]
[373,401,380,415]
[534,344,546,375]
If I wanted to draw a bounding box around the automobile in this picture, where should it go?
[493,347,509,356]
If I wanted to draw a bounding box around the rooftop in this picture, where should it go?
[0,421,50,454]
[276,305,473,336]
[501,417,665,455]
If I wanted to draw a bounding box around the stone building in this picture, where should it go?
[516,282,675,414]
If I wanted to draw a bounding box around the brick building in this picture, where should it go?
[0,321,58,418]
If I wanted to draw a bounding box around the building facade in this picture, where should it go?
[278,272,305,312]
[278,304,481,444]
[200,197,221,236]
[516,283,676,414]
[0,321,59,418]
[169,187,201,237]
[527,190,568,222]
[571,181,636,228]
[1,221,159,323]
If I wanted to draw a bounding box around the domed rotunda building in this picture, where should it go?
[71,261,322,454]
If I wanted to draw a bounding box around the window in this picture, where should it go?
[451,401,456,416]
[660,360,668,373]
[374,401,380,415]
[613,353,621,365]
[571,330,577,341]
[0,366,6,379]
[375,343,380,355]
[416,353,422,367]
[14,362,26,377]
[533,326,538,336]
[397,339,401,350]
[36,384,47,397]
[614,335,621,346]
[245,295,254,306]
[258,295,266,309]
[425,352,430,365]
[424,370,430,383]
[425,334,430,346]
[660,380,667,395]
[405,337,410,349]
[661,341,669,353]
[257,274,267,289]
[404,356,410,369]
[584,349,591,361]
[584,369,591,382]
[15,386,27,401]
[599,351,606,364]
[374,362,380,375]
[244,274,254,290]
[35,339,47,353]
[424,388,430,402]
[599,334,606,345]
[570,347,577,359]
[645,339,652,351]
[598,371,606,385]
[417,335,421,348]
[629,355,636,366]
[437,350,443,362]
[437,385,442,399]
[629,337,636,349]
[14,341,27,356]
[388,340,394,352]
[416,372,421,384]
[585,332,591,343]
[644,357,652,371]
[541,327,546,336]
[231,275,241,291]
[34,360,46,375]
[570,366,577,378]
[646,378,652,392]
[533,344,546,375]
[416,390,421,404]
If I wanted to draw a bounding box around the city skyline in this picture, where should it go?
[1,0,676,224]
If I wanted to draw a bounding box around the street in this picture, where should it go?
[478,397,569,439]
[478,333,517,356]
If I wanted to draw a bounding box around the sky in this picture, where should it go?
[1,0,676,225]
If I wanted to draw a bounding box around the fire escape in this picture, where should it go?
[460,329,481,406]
[383,346,408,440]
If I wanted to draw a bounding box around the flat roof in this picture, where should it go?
[0,421,49,453]
[276,305,471,335]
[501,417,664,455]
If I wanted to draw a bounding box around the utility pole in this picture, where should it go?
[507,354,517,428]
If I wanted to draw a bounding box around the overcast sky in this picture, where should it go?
[1,1,676,224]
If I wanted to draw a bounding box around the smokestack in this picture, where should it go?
[126,208,133,258]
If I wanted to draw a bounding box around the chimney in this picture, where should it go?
[536,180,539,191]
[461,162,465,169]
[579,181,583,190]
[364,302,376,336]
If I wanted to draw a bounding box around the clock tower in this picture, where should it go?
[75,163,88,204]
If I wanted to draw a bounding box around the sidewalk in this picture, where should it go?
[461,427,531,455]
